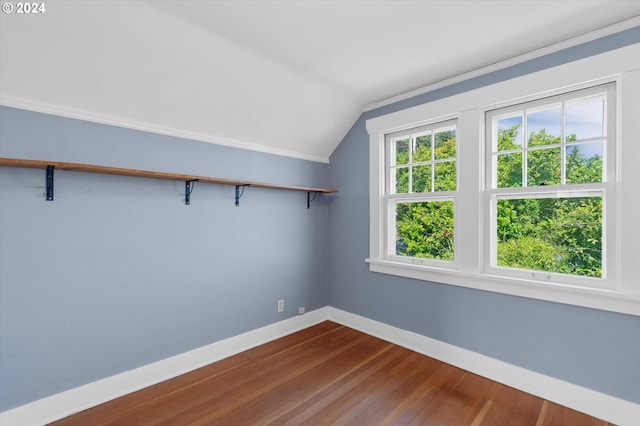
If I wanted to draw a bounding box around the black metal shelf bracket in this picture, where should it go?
[185,179,198,205]
[307,191,318,209]
[46,165,55,201]
[235,184,249,206]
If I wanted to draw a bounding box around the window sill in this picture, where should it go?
[366,258,640,316]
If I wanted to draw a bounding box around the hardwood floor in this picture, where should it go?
[51,321,611,425]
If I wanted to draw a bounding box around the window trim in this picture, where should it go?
[384,119,458,268]
[483,83,616,289]
[366,42,640,316]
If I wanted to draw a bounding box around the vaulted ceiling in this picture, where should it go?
[1,1,639,162]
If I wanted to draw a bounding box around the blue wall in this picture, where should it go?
[328,27,640,404]
[0,107,330,411]
[2,26,640,413]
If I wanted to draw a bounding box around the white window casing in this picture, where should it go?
[366,43,640,316]
[484,83,615,288]
[384,119,458,268]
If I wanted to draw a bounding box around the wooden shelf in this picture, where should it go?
[0,157,337,207]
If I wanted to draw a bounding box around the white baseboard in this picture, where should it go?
[3,306,638,426]
[327,307,640,426]
[0,307,329,426]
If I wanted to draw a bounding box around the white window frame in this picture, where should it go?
[385,119,458,269]
[484,84,616,289]
[366,43,640,316]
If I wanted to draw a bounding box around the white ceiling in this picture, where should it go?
[1,1,639,162]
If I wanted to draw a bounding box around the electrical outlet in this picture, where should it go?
[277,299,284,313]
[298,306,305,315]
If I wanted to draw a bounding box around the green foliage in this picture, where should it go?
[497,124,522,187]
[435,161,455,191]
[497,125,521,151]
[497,236,558,271]
[566,145,602,184]
[497,197,602,277]
[434,131,456,159]
[395,166,409,193]
[396,201,454,260]
[497,152,522,188]
[541,198,602,276]
[494,124,602,277]
[527,147,561,186]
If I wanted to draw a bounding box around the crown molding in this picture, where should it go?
[0,96,331,164]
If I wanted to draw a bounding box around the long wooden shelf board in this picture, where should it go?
[0,157,337,194]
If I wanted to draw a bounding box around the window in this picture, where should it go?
[366,42,640,315]
[386,121,457,264]
[485,84,616,288]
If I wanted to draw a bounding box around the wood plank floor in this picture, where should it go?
[51,321,612,425]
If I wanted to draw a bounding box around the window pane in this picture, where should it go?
[396,201,454,260]
[395,138,410,165]
[434,128,456,159]
[527,106,561,146]
[497,152,522,188]
[497,115,523,149]
[527,148,560,186]
[394,167,409,194]
[566,142,603,184]
[414,134,432,162]
[412,165,431,193]
[496,197,602,277]
[566,98,604,141]
[434,161,456,191]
